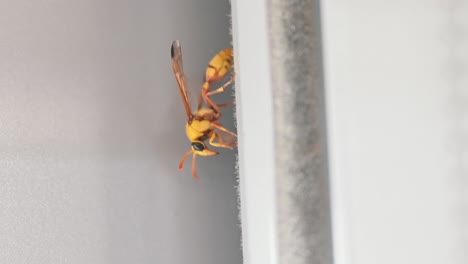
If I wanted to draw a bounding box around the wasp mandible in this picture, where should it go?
[171,40,237,179]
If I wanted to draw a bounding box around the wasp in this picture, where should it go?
[171,40,237,179]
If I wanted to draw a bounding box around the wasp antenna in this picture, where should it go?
[179,149,193,171]
[192,153,200,180]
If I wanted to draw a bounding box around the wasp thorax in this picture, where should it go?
[191,142,205,151]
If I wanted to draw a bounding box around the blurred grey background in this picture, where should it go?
[0,1,241,264]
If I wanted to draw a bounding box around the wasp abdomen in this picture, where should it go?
[205,48,233,85]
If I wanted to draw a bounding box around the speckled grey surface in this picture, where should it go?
[267,0,334,263]
[0,1,241,263]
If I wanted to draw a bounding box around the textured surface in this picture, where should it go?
[0,1,241,264]
[267,0,334,264]
[322,1,468,264]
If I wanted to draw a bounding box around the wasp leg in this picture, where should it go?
[203,76,236,115]
[197,97,204,110]
[198,92,234,110]
[211,121,237,138]
[217,100,235,108]
[206,74,235,97]
[208,132,236,150]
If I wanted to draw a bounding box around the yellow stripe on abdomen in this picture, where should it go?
[204,48,233,91]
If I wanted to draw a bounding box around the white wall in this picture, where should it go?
[0,1,241,263]
[322,1,468,264]
[231,0,277,263]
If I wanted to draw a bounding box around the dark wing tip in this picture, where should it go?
[171,40,180,59]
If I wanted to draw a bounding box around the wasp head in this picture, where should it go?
[191,141,218,156]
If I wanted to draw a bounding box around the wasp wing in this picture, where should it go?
[171,40,193,121]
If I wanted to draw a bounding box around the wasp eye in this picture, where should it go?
[191,142,205,151]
